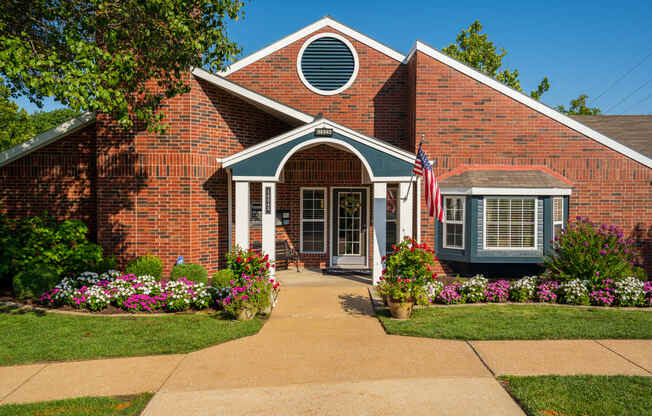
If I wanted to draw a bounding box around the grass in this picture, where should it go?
[500,375,652,416]
[0,305,264,366]
[377,304,652,340]
[0,393,153,416]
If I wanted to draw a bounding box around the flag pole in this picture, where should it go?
[402,134,424,200]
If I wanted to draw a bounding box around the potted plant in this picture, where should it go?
[378,236,437,319]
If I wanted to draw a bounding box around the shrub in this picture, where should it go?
[485,280,510,303]
[460,275,488,303]
[644,281,652,306]
[171,263,208,284]
[126,254,163,279]
[1,212,103,291]
[436,283,463,304]
[545,217,645,284]
[509,276,538,302]
[212,269,234,288]
[558,279,590,305]
[12,262,60,299]
[93,256,118,275]
[614,277,645,307]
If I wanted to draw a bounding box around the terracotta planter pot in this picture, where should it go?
[388,298,414,319]
[236,307,257,321]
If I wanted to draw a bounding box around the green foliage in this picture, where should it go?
[556,94,602,115]
[12,262,60,299]
[0,0,245,131]
[377,236,437,302]
[544,217,645,284]
[125,254,163,279]
[0,211,104,294]
[0,83,34,151]
[92,256,118,275]
[171,262,208,284]
[29,108,81,135]
[442,20,549,100]
[212,269,235,288]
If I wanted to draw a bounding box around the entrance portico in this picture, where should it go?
[222,119,417,284]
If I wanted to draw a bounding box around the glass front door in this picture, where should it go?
[332,188,367,267]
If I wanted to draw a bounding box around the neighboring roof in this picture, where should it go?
[439,168,572,195]
[569,115,652,159]
[0,112,96,168]
[407,41,652,169]
[218,16,406,76]
[192,68,315,125]
[222,117,417,182]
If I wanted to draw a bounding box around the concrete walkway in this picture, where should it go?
[0,270,650,415]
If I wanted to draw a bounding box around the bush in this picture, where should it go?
[559,279,590,305]
[545,217,645,284]
[485,280,510,303]
[93,256,118,275]
[460,275,487,303]
[225,246,272,279]
[212,269,234,288]
[171,263,208,284]
[13,262,60,299]
[614,277,645,306]
[0,212,103,293]
[509,276,538,302]
[126,254,163,279]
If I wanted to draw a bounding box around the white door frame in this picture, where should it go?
[329,186,370,268]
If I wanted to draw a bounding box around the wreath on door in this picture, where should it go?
[340,194,361,217]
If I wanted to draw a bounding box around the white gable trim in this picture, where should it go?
[192,68,315,124]
[219,16,405,77]
[440,187,572,196]
[411,41,652,168]
[0,112,96,167]
[221,118,416,168]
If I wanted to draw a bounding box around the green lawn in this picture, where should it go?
[500,375,652,416]
[377,305,652,340]
[0,393,153,416]
[0,305,264,366]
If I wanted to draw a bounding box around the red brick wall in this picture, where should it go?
[227,27,410,149]
[95,76,292,275]
[0,124,98,237]
[411,51,652,274]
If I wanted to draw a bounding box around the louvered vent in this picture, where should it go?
[300,37,355,92]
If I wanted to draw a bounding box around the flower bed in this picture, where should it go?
[418,274,651,308]
[39,271,214,313]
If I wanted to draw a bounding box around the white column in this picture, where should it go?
[416,177,422,243]
[234,181,250,249]
[261,182,276,276]
[399,182,414,240]
[227,170,233,251]
[372,182,387,285]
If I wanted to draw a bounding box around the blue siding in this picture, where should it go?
[301,37,354,91]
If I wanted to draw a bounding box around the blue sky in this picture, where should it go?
[17,0,652,115]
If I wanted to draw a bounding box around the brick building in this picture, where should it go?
[1,17,650,281]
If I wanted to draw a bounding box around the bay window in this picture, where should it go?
[484,197,536,249]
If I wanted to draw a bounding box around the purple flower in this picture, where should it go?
[583,242,589,247]
[600,250,607,256]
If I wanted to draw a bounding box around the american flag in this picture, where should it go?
[413,144,443,221]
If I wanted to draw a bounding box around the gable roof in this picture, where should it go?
[218,16,406,76]
[0,112,96,167]
[222,117,417,182]
[569,115,652,159]
[407,41,652,169]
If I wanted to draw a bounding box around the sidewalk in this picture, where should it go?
[0,270,650,415]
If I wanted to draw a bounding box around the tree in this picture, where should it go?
[0,0,245,131]
[556,94,601,115]
[0,83,34,151]
[29,108,82,136]
[443,21,550,100]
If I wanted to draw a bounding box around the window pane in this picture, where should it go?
[485,198,535,248]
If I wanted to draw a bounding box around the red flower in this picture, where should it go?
[410,247,415,252]
[266,262,271,269]
[382,269,387,275]
[381,255,386,261]
[236,256,242,263]
[263,254,269,261]
[431,272,437,279]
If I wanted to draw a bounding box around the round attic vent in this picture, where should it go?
[297,33,359,95]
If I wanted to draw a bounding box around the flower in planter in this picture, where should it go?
[485,280,510,303]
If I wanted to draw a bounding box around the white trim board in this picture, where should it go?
[0,112,96,167]
[219,16,405,77]
[192,67,314,124]
[410,41,652,169]
[440,187,572,196]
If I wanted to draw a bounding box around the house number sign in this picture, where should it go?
[265,186,271,214]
